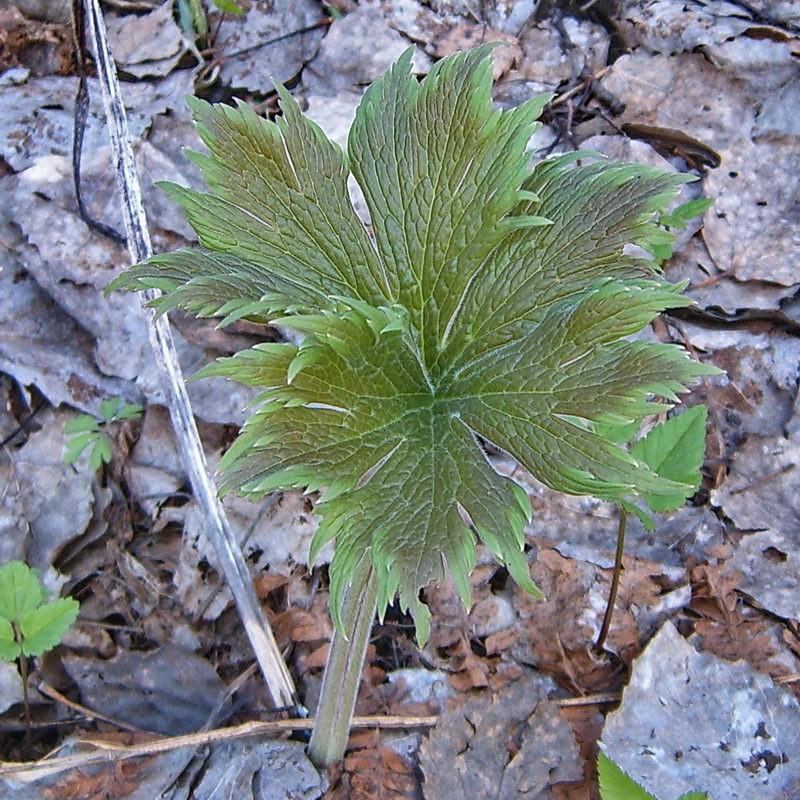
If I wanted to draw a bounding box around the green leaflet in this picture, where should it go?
[19,598,80,657]
[0,561,42,622]
[597,754,708,800]
[598,754,658,800]
[631,405,708,513]
[107,89,389,312]
[108,46,717,641]
[349,46,550,365]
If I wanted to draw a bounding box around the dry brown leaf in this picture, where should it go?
[420,673,582,799]
[0,6,74,75]
[590,52,756,148]
[345,747,419,798]
[43,760,147,800]
[431,23,521,80]
[485,628,518,656]
[689,564,789,680]
[274,608,330,643]
[254,572,291,599]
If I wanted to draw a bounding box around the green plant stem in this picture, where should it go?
[595,506,628,653]
[308,563,378,767]
[16,638,31,757]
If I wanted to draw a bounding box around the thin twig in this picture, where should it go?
[37,683,144,734]
[82,0,298,711]
[595,506,628,653]
[548,66,611,109]
[557,692,620,707]
[222,17,331,61]
[0,397,46,448]
[199,17,332,86]
[0,714,438,781]
[70,0,126,244]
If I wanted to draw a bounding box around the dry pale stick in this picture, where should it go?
[83,0,298,710]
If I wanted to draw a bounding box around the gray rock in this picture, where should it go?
[602,622,800,799]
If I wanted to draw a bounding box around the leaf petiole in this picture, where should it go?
[595,506,628,654]
[308,562,379,767]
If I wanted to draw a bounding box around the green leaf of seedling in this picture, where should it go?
[64,415,101,435]
[677,793,709,800]
[0,561,43,623]
[113,402,144,421]
[659,197,713,229]
[621,499,655,532]
[176,0,206,36]
[649,242,675,262]
[0,618,20,662]
[211,0,245,14]
[98,397,123,422]
[594,419,641,445]
[598,754,657,800]
[63,431,102,465]
[19,598,79,657]
[89,435,113,471]
[632,405,708,513]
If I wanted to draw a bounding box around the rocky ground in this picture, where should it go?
[0,1,799,798]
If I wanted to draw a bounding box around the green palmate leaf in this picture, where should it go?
[108,46,716,640]
[202,301,542,642]
[593,418,642,445]
[631,405,708,513]
[19,598,79,657]
[107,86,390,317]
[348,47,550,364]
[0,561,43,623]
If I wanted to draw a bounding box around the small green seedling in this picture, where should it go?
[649,197,714,262]
[598,753,709,800]
[594,405,708,652]
[108,46,717,764]
[176,0,244,39]
[63,397,143,470]
[0,561,79,662]
[0,561,80,753]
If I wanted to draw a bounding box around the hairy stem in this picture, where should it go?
[308,563,378,767]
[595,506,627,653]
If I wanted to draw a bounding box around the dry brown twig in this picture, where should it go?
[0,715,438,782]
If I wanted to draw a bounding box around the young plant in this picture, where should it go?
[108,46,715,764]
[0,561,80,752]
[598,753,708,800]
[176,0,244,40]
[63,397,143,470]
[595,405,708,651]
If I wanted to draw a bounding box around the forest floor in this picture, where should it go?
[0,0,799,798]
